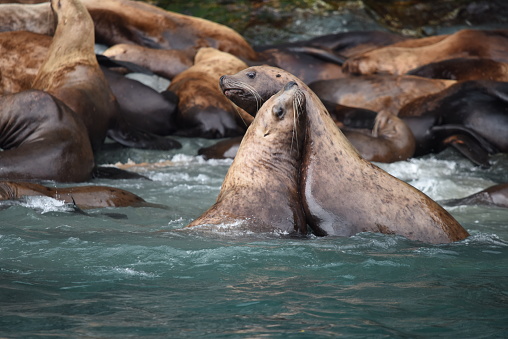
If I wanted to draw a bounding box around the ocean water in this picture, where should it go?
[1,138,507,338]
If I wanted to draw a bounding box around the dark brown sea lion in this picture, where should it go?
[308,74,455,116]
[220,66,469,243]
[440,183,508,209]
[198,137,243,160]
[0,181,161,209]
[168,47,253,138]
[0,90,95,182]
[407,58,508,82]
[343,29,508,75]
[103,43,194,80]
[187,82,307,234]
[398,80,508,166]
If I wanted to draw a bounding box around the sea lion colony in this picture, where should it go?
[0,0,507,242]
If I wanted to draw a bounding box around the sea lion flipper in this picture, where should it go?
[96,54,155,75]
[287,46,346,65]
[443,134,491,168]
[107,120,182,151]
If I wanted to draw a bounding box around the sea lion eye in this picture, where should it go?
[246,71,256,79]
[273,106,285,119]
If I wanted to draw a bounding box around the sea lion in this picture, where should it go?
[80,0,258,61]
[198,110,416,164]
[343,29,508,75]
[0,90,95,182]
[187,81,307,234]
[102,43,194,80]
[440,183,508,209]
[220,66,469,243]
[0,2,53,35]
[168,47,253,138]
[407,58,508,82]
[398,80,508,165]
[0,31,180,139]
[308,74,455,116]
[342,110,416,163]
[31,0,118,153]
[198,137,243,160]
[0,180,162,209]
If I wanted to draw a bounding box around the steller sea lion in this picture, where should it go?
[219,66,469,243]
[31,0,118,153]
[102,43,194,80]
[187,82,307,234]
[0,180,163,210]
[407,58,508,82]
[308,74,455,116]
[0,90,95,182]
[168,47,253,138]
[81,0,258,61]
[342,29,508,76]
[341,110,416,163]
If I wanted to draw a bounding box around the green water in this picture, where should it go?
[1,139,507,338]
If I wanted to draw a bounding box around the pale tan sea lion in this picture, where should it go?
[219,66,469,243]
[187,81,307,235]
[342,29,508,75]
[31,0,118,152]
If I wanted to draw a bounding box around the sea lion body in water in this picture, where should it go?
[220,66,469,243]
[0,181,162,210]
[187,82,307,234]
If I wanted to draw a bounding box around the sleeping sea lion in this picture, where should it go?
[168,47,252,138]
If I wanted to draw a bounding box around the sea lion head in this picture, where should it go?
[219,66,295,116]
[254,81,306,156]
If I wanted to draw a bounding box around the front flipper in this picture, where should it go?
[442,134,491,168]
[107,119,182,151]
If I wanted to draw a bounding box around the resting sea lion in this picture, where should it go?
[407,58,508,82]
[0,2,53,35]
[398,80,508,167]
[0,31,180,139]
[103,43,194,80]
[187,82,307,234]
[220,66,469,243]
[308,74,455,116]
[342,110,415,163]
[0,90,94,182]
[81,0,258,61]
[343,29,508,75]
[169,47,252,138]
[0,181,162,209]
